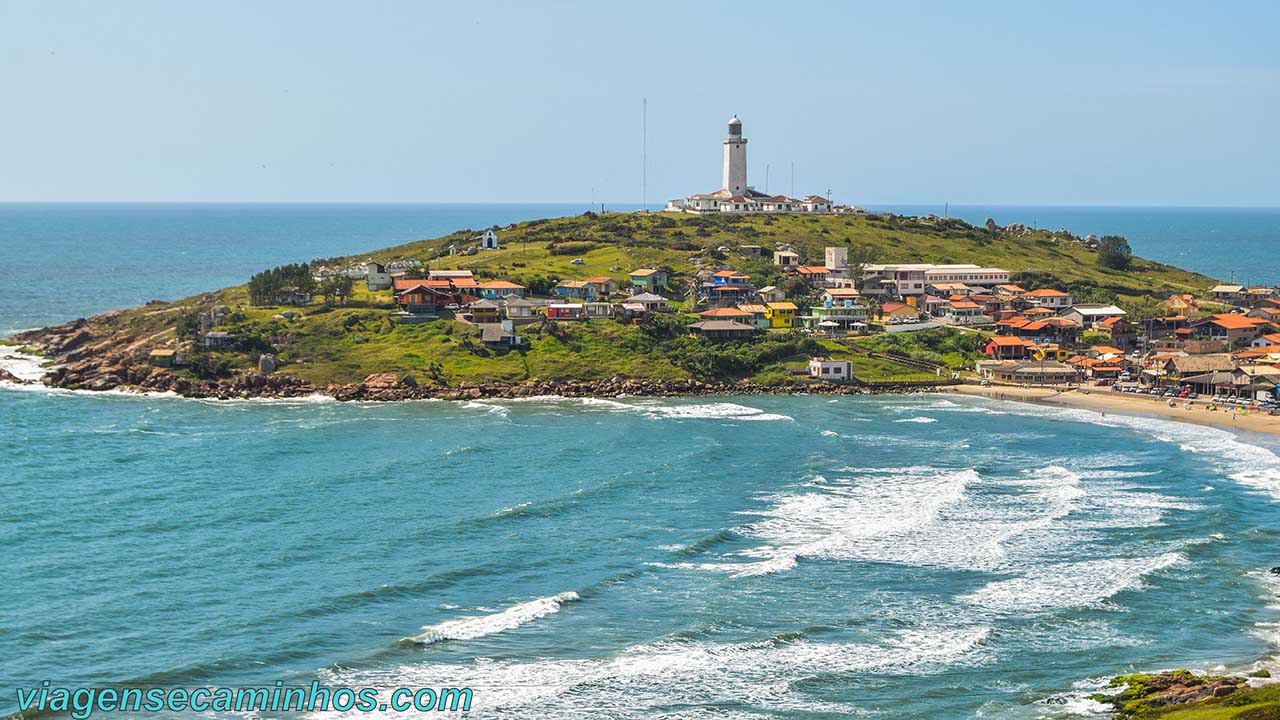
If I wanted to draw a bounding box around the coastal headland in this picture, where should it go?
[1,210,1223,404]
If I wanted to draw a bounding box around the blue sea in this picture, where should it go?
[4,204,1280,719]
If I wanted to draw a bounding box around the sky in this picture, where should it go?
[1,1,1277,205]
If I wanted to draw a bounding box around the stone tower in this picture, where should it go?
[722,115,747,194]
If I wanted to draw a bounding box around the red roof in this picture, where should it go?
[989,336,1034,347]
[1211,313,1265,330]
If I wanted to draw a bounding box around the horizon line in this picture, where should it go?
[0,200,1278,210]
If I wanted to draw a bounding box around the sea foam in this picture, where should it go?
[400,592,580,646]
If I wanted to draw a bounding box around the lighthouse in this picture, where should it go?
[722,115,747,194]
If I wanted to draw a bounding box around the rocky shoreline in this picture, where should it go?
[5,320,953,402]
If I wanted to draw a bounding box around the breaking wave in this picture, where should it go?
[399,592,580,646]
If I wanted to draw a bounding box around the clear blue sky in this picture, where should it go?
[1,1,1276,205]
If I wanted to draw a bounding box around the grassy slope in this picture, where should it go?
[51,212,1217,387]
[348,212,1215,303]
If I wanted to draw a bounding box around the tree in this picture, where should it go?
[1097,235,1133,270]
[319,275,354,306]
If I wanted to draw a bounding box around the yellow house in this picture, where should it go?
[765,301,798,329]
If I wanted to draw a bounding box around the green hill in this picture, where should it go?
[9,211,1219,395]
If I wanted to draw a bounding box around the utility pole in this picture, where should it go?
[641,98,647,212]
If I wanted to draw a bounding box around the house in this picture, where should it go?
[824,247,849,270]
[703,283,754,306]
[478,229,500,250]
[200,331,237,349]
[478,280,526,299]
[1247,305,1280,324]
[1160,293,1198,314]
[796,266,831,287]
[1160,353,1237,386]
[739,245,766,258]
[1210,284,1246,305]
[622,293,670,312]
[758,285,786,303]
[710,269,752,286]
[736,303,772,329]
[553,280,594,299]
[765,301,798,328]
[802,301,869,332]
[1194,313,1270,345]
[1245,287,1276,305]
[1011,317,1081,345]
[985,335,1036,360]
[428,269,475,281]
[629,268,668,291]
[584,277,621,296]
[927,282,973,297]
[1095,316,1138,351]
[1251,332,1280,349]
[503,297,543,320]
[985,360,1080,385]
[583,301,613,318]
[279,287,312,306]
[394,280,454,315]
[878,302,921,323]
[688,319,756,340]
[699,307,753,321]
[820,287,861,305]
[479,321,522,349]
[148,349,176,367]
[546,303,588,320]
[773,250,800,268]
[468,299,503,323]
[943,299,986,326]
[364,262,393,291]
[1061,304,1128,328]
[994,284,1027,297]
[920,294,948,317]
[801,195,832,213]
[1021,288,1073,309]
[809,357,853,381]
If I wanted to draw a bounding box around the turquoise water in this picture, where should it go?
[4,204,1280,718]
[870,204,1280,286]
[4,389,1280,718]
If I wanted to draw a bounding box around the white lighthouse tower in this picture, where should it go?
[722,115,747,194]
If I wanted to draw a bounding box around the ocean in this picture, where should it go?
[3,204,1280,718]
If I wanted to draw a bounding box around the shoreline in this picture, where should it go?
[0,347,954,402]
[950,383,1280,438]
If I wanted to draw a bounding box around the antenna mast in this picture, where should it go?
[641,98,647,212]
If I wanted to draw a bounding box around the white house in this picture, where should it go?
[1061,304,1128,327]
[1020,288,1074,309]
[364,261,392,291]
[808,357,853,382]
[825,246,849,271]
[479,229,499,250]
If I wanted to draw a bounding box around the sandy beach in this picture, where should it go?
[950,383,1280,437]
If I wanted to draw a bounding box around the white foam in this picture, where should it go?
[313,626,990,719]
[708,467,979,577]
[401,592,579,645]
[958,552,1184,613]
[893,415,937,423]
[643,401,792,422]
[0,346,51,382]
[820,429,839,437]
[977,397,1280,501]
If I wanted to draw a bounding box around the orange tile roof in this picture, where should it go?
[796,266,829,274]
[1023,288,1070,297]
[1211,313,1265,330]
[699,307,751,317]
[479,280,525,289]
[989,336,1034,347]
